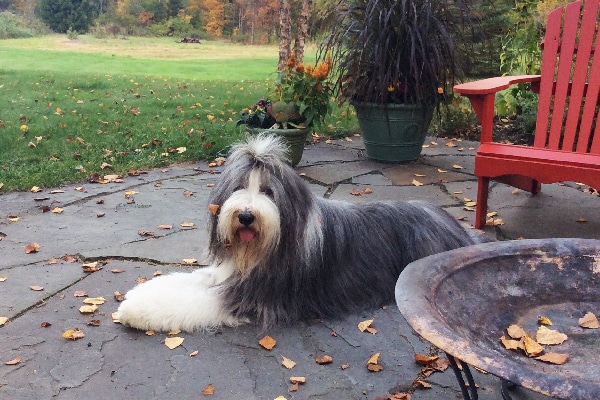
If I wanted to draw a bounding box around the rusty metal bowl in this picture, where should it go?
[396,238,600,400]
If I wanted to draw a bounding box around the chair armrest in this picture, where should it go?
[453,75,541,143]
[453,75,541,95]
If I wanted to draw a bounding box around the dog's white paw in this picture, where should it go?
[116,271,243,332]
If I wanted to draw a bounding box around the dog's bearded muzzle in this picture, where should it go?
[237,210,257,242]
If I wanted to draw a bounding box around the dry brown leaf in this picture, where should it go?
[82,262,101,273]
[158,224,172,230]
[538,316,552,326]
[282,356,296,369]
[83,297,106,305]
[366,351,382,372]
[202,383,214,395]
[88,319,101,326]
[289,382,299,392]
[415,380,432,389]
[315,355,333,365]
[258,335,276,350]
[145,330,156,336]
[452,164,463,169]
[341,364,350,370]
[180,221,195,227]
[5,356,21,366]
[500,335,520,350]
[97,212,105,218]
[507,324,526,339]
[412,179,424,187]
[30,285,44,291]
[208,204,220,215]
[41,321,51,327]
[73,290,88,297]
[165,336,184,349]
[52,207,64,214]
[0,317,8,326]
[25,243,41,254]
[168,329,181,335]
[62,329,85,340]
[576,217,588,223]
[579,312,600,329]
[289,376,306,384]
[536,326,568,345]
[414,354,438,365]
[521,334,544,357]
[390,393,412,400]
[190,350,199,357]
[79,304,98,314]
[536,352,569,365]
[182,258,197,264]
[358,318,374,332]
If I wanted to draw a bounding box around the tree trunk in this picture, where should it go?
[293,0,312,65]
[278,0,292,70]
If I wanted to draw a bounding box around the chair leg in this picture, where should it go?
[475,177,489,229]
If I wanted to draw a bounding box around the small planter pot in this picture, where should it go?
[353,102,432,162]
[246,127,311,166]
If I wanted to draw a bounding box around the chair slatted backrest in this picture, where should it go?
[534,0,600,154]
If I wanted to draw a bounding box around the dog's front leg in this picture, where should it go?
[116,263,243,332]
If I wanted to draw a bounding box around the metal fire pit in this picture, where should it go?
[396,238,600,400]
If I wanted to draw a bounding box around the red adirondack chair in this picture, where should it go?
[454,0,600,229]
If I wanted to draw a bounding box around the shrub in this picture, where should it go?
[0,11,50,39]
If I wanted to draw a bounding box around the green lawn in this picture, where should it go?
[0,35,358,191]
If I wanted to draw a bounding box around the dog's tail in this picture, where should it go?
[228,133,290,166]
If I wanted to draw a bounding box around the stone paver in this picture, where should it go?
[1,136,598,399]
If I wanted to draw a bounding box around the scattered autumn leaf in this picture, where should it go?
[500,335,520,350]
[5,356,21,366]
[538,316,552,326]
[201,383,214,395]
[452,164,463,169]
[83,297,106,305]
[138,230,154,237]
[290,376,306,384]
[97,212,106,218]
[507,324,526,339]
[0,276,7,282]
[576,217,588,223]
[79,304,98,314]
[190,350,199,357]
[412,179,424,187]
[579,312,599,329]
[52,207,64,214]
[282,356,296,369]
[0,317,8,326]
[88,320,101,326]
[30,186,41,193]
[182,258,197,264]
[111,312,120,323]
[414,380,432,389]
[30,285,44,291]
[157,224,172,230]
[208,204,220,215]
[25,243,41,254]
[180,221,195,227]
[536,326,568,345]
[41,321,51,327]
[145,330,156,336]
[82,262,101,273]
[315,355,333,365]
[62,329,85,340]
[258,335,276,350]
[358,318,374,332]
[367,352,383,372]
[165,336,184,349]
[73,290,88,297]
[536,352,569,365]
[414,354,438,365]
[521,334,544,357]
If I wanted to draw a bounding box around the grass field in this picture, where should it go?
[0,35,358,191]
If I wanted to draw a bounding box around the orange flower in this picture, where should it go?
[437,87,444,94]
[295,63,305,74]
[305,63,314,75]
[312,61,330,80]
[387,84,395,92]
[286,52,297,70]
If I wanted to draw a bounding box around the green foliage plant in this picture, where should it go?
[319,0,470,107]
[0,11,50,39]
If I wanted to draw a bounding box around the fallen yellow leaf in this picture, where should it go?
[507,324,526,339]
[190,350,199,357]
[51,207,64,214]
[0,316,8,326]
[315,355,333,364]
[83,297,106,305]
[165,336,184,349]
[282,356,296,369]
[62,329,85,340]
[500,335,520,350]
[201,383,214,395]
[79,304,98,314]
[538,316,552,326]
[5,356,21,365]
[358,318,374,332]
[412,179,424,187]
[289,376,306,384]
[521,334,544,357]
[536,326,568,345]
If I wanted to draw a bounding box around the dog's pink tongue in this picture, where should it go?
[238,227,256,242]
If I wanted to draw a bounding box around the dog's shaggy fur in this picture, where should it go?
[117,135,479,332]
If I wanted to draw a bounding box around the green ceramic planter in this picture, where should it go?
[246,127,311,166]
[353,102,432,162]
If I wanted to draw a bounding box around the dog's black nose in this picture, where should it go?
[238,211,254,226]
